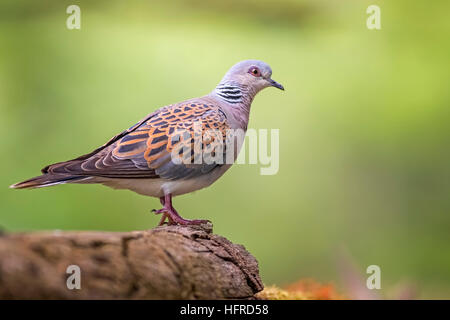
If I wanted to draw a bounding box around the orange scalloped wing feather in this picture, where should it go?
[43,102,230,180]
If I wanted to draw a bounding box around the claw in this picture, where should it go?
[152,208,166,215]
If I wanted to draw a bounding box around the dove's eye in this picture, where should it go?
[248,67,261,77]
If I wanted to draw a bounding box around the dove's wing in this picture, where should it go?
[42,102,231,180]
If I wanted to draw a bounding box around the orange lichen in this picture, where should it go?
[257,279,345,300]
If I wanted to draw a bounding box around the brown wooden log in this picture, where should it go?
[0,223,263,299]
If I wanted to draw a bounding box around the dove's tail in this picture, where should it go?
[10,174,89,189]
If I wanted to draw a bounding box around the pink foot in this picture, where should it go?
[152,194,210,226]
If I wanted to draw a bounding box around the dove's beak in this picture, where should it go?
[268,79,284,91]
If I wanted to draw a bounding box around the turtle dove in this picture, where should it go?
[11,60,284,225]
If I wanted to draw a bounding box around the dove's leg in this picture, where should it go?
[153,193,209,226]
[156,197,175,226]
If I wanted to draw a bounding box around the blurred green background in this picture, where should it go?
[1,0,449,298]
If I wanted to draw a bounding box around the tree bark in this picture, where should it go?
[0,223,263,299]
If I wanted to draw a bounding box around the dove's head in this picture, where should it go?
[214,60,284,104]
[220,60,284,92]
